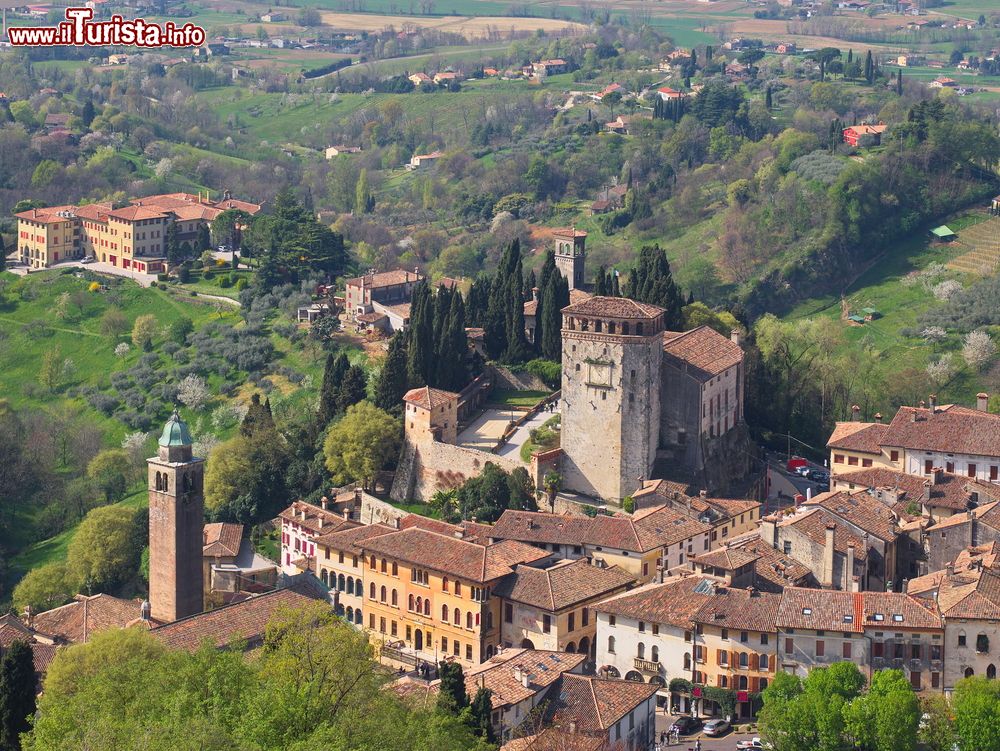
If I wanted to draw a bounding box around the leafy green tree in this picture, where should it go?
[86,449,129,502]
[0,640,37,751]
[131,314,157,351]
[66,505,141,592]
[206,416,289,525]
[437,662,469,714]
[919,694,956,751]
[11,562,75,615]
[374,333,409,412]
[323,402,400,489]
[953,676,1000,751]
[211,208,251,253]
[844,669,918,751]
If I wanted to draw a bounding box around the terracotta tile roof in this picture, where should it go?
[661,326,743,380]
[73,202,113,221]
[860,591,942,630]
[778,508,869,560]
[360,528,549,583]
[833,468,1000,512]
[441,648,585,710]
[503,731,603,751]
[313,522,396,549]
[32,594,144,644]
[489,508,710,554]
[551,227,587,238]
[694,587,781,632]
[561,296,663,320]
[493,559,635,611]
[402,386,458,409]
[928,567,1000,620]
[0,614,37,648]
[691,546,760,570]
[398,514,491,544]
[106,205,169,221]
[551,673,657,733]
[29,643,57,674]
[278,500,359,537]
[633,479,760,522]
[203,522,243,557]
[715,532,815,592]
[14,205,78,223]
[595,576,718,627]
[804,490,900,542]
[826,421,889,454]
[151,585,324,651]
[926,501,1000,532]
[345,269,423,289]
[775,588,864,632]
[356,312,387,324]
[882,405,1000,457]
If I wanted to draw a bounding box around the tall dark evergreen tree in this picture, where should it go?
[0,234,6,272]
[436,290,467,391]
[595,265,608,296]
[337,365,368,413]
[465,276,490,327]
[80,98,96,126]
[318,352,349,427]
[897,70,903,96]
[241,393,276,438]
[0,641,36,751]
[196,223,211,254]
[540,271,569,362]
[623,245,685,330]
[503,246,532,363]
[406,281,433,386]
[765,86,773,110]
[484,273,510,361]
[523,268,536,301]
[164,221,182,267]
[469,687,495,742]
[374,333,409,412]
[864,49,874,83]
[436,662,469,714]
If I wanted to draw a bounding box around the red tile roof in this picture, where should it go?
[345,269,422,289]
[203,522,243,558]
[398,514,492,544]
[826,421,889,454]
[278,501,359,537]
[492,559,635,611]
[778,508,869,560]
[360,528,549,584]
[661,326,743,380]
[775,588,864,632]
[833,468,1000,512]
[859,591,942,630]
[596,576,718,627]
[551,674,657,733]
[32,594,144,644]
[151,585,324,651]
[882,405,1000,457]
[803,490,900,542]
[696,532,815,592]
[693,587,781,632]
[14,205,78,223]
[562,296,664,320]
[402,386,458,409]
[441,648,585,710]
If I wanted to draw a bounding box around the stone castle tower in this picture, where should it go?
[559,297,664,502]
[553,228,586,291]
[147,410,204,623]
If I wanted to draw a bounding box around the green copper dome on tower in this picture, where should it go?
[158,409,192,448]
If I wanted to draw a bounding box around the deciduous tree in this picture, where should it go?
[323,402,400,489]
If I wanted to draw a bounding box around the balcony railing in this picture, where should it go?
[634,657,662,673]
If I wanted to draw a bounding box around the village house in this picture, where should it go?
[860,591,944,693]
[493,557,635,660]
[907,549,1000,691]
[278,497,360,575]
[488,507,712,581]
[595,83,624,100]
[594,576,720,712]
[324,145,362,159]
[931,77,957,88]
[842,123,888,147]
[408,72,432,87]
[605,114,640,135]
[407,151,444,170]
[0,614,57,686]
[30,593,146,644]
[343,268,423,332]
[358,525,549,666]
[656,86,687,102]
[531,59,568,76]
[315,522,397,627]
[776,588,868,678]
[691,585,780,719]
[827,395,1000,483]
[543,674,658,751]
[774,42,797,54]
[15,191,261,271]
[433,71,460,85]
[690,531,816,593]
[922,502,1000,572]
[403,386,459,445]
[632,479,762,543]
[202,522,277,598]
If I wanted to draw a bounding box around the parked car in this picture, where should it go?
[736,738,766,750]
[794,465,812,477]
[810,470,830,483]
[669,716,702,735]
[80,256,95,264]
[787,456,808,473]
[703,719,731,736]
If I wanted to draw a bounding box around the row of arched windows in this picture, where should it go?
[369,555,399,577]
[321,571,360,596]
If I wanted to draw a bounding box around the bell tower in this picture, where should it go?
[553,228,586,291]
[147,409,204,623]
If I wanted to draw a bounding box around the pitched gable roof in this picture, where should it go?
[775,588,864,632]
[561,296,663,320]
[493,559,635,611]
[882,405,1000,457]
[826,421,889,454]
[804,490,900,542]
[32,594,144,644]
[693,587,781,632]
[595,576,718,626]
[661,326,743,380]
[552,674,657,734]
[203,522,243,557]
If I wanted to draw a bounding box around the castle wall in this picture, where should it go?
[390,439,522,502]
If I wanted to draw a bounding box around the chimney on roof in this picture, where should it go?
[931,467,943,484]
[22,606,32,629]
[874,413,882,423]
[851,405,861,421]
[513,666,522,682]
[919,400,926,409]
[748,586,758,597]
[354,487,362,502]
[521,672,530,688]
[760,515,778,549]
[730,329,743,347]
[846,544,856,591]
[945,562,955,577]
[569,720,577,734]
[140,600,151,621]
[822,523,836,588]
[343,508,352,521]
[911,410,917,423]
[531,287,540,302]
[978,393,989,411]
[929,394,937,413]
[320,496,329,510]
[453,530,464,539]
[317,516,324,530]
[699,489,708,498]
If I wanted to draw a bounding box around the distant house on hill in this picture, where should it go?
[842,123,887,147]
[656,86,687,101]
[324,145,362,159]
[408,72,431,87]
[260,11,284,22]
[407,151,443,170]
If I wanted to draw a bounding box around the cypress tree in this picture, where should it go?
[437,662,469,714]
[540,272,569,362]
[432,284,452,358]
[765,86,772,110]
[595,265,608,296]
[466,276,490,327]
[374,333,409,412]
[406,281,433,386]
[538,249,556,295]
[337,365,368,412]
[319,352,349,427]
[436,290,467,390]
[0,641,36,751]
[483,274,508,361]
[81,98,96,126]
[897,70,903,96]
[864,50,873,83]
[623,245,684,330]
[523,268,536,301]
[241,393,276,437]
[470,686,495,742]
[847,48,853,64]
[0,234,5,272]
[197,223,211,254]
[503,248,532,364]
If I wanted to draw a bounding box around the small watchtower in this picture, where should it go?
[553,228,587,291]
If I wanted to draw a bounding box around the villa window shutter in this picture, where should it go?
[751,653,760,671]
[716,649,723,665]
[751,677,760,693]
[731,650,737,667]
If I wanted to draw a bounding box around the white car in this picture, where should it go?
[703,719,731,736]
[736,738,768,750]
[80,256,95,264]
